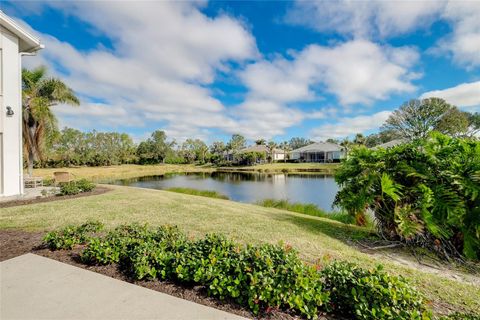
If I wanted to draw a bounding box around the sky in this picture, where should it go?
[4,0,480,143]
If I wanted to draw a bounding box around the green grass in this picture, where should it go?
[165,187,229,200]
[32,163,338,183]
[32,164,213,182]
[257,198,356,225]
[1,185,478,315]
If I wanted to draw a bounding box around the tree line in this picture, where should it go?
[35,129,314,168]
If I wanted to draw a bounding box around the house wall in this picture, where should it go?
[0,27,23,196]
[273,152,285,161]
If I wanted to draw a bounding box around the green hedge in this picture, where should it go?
[44,223,433,319]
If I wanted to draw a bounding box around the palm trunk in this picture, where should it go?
[27,150,34,177]
[25,121,37,177]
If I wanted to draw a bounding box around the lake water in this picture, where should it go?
[109,172,339,211]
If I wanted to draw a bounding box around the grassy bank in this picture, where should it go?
[32,164,214,182]
[165,187,229,199]
[1,185,478,315]
[32,163,338,182]
[257,198,356,225]
[217,162,340,173]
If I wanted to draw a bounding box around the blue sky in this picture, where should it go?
[4,1,480,143]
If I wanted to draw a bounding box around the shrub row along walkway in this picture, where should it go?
[1,254,246,320]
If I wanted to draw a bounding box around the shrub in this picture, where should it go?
[321,261,430,319]
[47,223,433,319]
[43,221,103,249]
[59,179,95,196]
[76,178,96,192]
[334,133,480,259]
[75,225,329,318]
[59,182,81,196]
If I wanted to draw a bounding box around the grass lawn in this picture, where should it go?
[32,163,338,182]
[1,185,478,315]
[32,164,214,182]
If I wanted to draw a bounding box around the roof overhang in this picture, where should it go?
[0,10,43,53]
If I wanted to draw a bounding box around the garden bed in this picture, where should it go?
[0,186,110,209]
[0,230,330,320]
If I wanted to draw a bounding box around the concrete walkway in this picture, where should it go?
[1,254,247,320]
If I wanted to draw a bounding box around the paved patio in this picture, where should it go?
[0,186,58,203]
[1,254,247,320]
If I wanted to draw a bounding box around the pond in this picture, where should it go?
[108,172,339,211]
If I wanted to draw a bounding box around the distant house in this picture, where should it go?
[224,145,285,163]
[240,145,285,161]
[0,11,43,197]
[371,138,408,150]
[290,142,345,163]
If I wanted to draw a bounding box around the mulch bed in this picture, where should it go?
[0,230,334,320]
[0,187,111,209]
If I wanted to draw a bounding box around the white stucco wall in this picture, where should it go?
[273,152,285,161]
[0,27,23,196]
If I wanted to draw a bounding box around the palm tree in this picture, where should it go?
[255,139,266,145]
[22,66,79,176]
[340,138,351,155]
[266,141,277,163]
[279,141,290,163]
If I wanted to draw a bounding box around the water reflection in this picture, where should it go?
[108,172,339,211]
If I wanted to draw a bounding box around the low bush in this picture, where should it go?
[59,179,96,196]
[321,261,429,319]
[257,198,356,225]
[43,221,103,249]
[46,223,432,319]
[165,187,229,200]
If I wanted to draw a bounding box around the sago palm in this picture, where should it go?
[22,66,79,176]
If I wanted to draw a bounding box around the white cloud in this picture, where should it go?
[310,111,392,141]
[436,1,480,68]
[20,1,258,140]
[232,39,419,139]
[420,81,480,108]
[285,0,445,39]
[286,0,480,69]
[240,40,419,106]
[16,1,424,141]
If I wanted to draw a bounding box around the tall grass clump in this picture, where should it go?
[257,199,356,225]
[165,187,229,200]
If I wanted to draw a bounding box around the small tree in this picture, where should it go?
[289,137,312,150]
[22,66,79,175]
[136,130,174,164]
